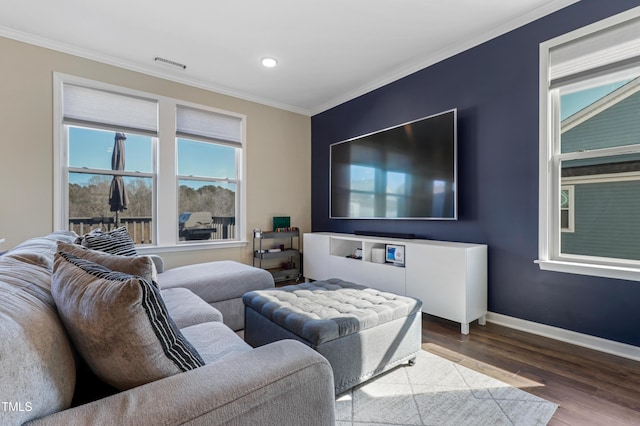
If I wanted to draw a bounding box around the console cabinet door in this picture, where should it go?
[327,256,363,284]
[362,262,406,295]
[405,243,487,325]
[303,233,331,281]
[405,244,467,322]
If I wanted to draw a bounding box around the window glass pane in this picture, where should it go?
[560,189,570,209]
[68,173,153,244]
[560,179,640,260]
[560,210,569,229]
[68,126,153,173]
[177,138,236,179]
[560,77,640,153]
[178,179,236,241]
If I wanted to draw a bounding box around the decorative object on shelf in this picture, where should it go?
[371,247,385,264]
[274,226,298,232]
[385,244,405,266]
[272,216,290,230]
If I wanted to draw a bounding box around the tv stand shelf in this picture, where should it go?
[303,232,487,334]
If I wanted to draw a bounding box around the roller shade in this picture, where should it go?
[549,17,640,87]
[176,105,242,145]
[63,84,158,135]
[549,15,640,88]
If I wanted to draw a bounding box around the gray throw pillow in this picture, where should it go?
[78,227,137,256]
[52,251,204,391]
[57,241,157,284]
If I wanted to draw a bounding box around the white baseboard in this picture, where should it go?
[486,312,640,362]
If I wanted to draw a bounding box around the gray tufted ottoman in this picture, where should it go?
[243,278,423,394]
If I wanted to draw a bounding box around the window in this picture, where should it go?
[54,74,246,249]
[176,105,242,242]
[538,9,640,280]
[67,127,155,243]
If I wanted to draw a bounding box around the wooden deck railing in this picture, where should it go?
[69,216,235,244]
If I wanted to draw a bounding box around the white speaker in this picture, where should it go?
[371,248,385,263]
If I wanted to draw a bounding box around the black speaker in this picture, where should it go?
[354,230,416,239]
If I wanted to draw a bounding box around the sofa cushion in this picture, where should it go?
[4,230,79,270]
[180,321,251,364]
[52,251,204,391]
[0,255,76,425]
[56,241,157,284]
[161,287,224,328]
[158,260,275,302]
[77,226,137,256]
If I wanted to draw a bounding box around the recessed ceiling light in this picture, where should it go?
[261,57,278,68]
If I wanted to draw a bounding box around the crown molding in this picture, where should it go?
[0,26,311,116]
[0,0,580,117]
[310,0,582,115]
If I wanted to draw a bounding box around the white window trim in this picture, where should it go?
[537,7,640,282]
[53,73,247,251]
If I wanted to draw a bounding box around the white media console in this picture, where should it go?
[303,232,488,334]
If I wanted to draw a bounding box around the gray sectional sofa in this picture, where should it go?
[0,231,335,425]
[157,259,274,331]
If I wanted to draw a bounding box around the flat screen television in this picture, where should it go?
[330,109,457,220]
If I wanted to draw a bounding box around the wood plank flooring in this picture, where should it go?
[421,314,640,426]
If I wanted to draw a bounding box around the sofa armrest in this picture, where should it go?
[25,340,335,426]
[147,254,164,273]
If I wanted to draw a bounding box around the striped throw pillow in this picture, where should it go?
[79,227,137,256]
[52,251,204,391]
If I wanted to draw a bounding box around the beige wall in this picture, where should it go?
[0,36,311,268]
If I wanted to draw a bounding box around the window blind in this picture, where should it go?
[176,105,242,145]
[549,16,640,88]
[63,84,158,135]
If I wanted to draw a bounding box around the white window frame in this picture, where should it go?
[537,7,640,281]
[53,73,247,252]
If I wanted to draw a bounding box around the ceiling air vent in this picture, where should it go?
[154,57,187,70]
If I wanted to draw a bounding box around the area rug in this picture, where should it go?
[336,350,557,426]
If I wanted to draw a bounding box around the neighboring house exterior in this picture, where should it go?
[560,77,640,261]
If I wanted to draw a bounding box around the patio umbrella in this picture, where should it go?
[109,132,129,227]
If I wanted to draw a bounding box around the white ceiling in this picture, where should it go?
[0,0,579,115]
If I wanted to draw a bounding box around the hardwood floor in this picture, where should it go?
[421,314,640,426]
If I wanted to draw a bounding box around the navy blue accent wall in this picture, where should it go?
[311,0,640,346]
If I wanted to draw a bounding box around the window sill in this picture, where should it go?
[535,259,640,282]
[137,240,248,255]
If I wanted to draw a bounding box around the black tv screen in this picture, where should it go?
[330,109,457,220]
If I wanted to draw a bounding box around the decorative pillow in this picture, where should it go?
[56,241,157,285]
[77,227,137,256]
[52,251,204,390]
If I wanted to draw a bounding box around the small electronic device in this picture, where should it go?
[385,244,405,266]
